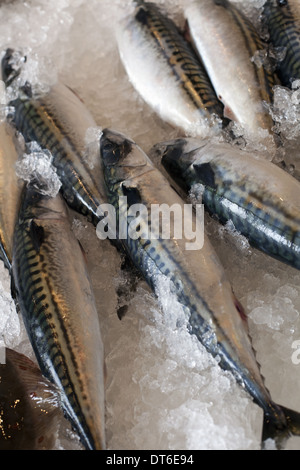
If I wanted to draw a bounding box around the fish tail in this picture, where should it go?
[262,405,300,449]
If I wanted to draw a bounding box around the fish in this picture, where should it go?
[100,127,300,449]
[184,0,275,139]
[1,48,107,227]
[0,121,23,271]
[116,0,225,138]
[0,347,62,450]
[149,137,300,271]
[263,0,300,87]
[12,184,106,450]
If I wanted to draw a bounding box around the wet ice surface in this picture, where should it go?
[1,0,300,450]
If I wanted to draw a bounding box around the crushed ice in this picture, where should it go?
[15,141,62,197]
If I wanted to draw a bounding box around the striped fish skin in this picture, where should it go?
[117,1,225,137]
[1,49,106,227]
[100,128,293,441]
[150,137,300,270]
[263,0,300,87]
[12,186,106,450]
[0,121,23,270]
[185,0,275,137]
[0,348,61,450]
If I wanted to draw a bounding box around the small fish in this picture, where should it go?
[150,137,300,270]
[0,121,22,271]
[116,1,225,137]
[263,0,300,87]
[100,128,300,449]
[1,48,107,226]
[185,0,275,138]
[12,184,106,450]
[0,348,61,450]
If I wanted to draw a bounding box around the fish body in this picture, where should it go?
[0,121,22,270]
[185,0,275,137]
[12,186,106,450]
[1,49,106,226]
[0,348,61,450]
[150,138,300,270]
[117,1,225,137]
[263,0,300,87]
[100,128,300,447]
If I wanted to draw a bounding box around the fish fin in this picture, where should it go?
[193,162,217,189]
[262,405,300,449]
[29,220,45,253]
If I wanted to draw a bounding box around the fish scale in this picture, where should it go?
[263,0,300,87]
[12,185,106,450]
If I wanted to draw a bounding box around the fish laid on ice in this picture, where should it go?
[100,128,300,449]
[263,0,300,88]
[116,0,225,137]
[12,184,106,450]
[149,138,300,270]
[185,0,275,139]
[0,348,61,450]
[1,48,106,226]
[0,121,22,271]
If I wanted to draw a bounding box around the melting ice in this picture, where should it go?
[1,0,300,450]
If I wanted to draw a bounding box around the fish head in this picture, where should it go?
[100,128,149,186]
[1,48,26,88]
[149,137,209,189]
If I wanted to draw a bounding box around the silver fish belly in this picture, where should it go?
[12,185,106,450]
[0,121,22,270]
[185,0,275,138]
[1,49,106,226]
[116,1,225,137]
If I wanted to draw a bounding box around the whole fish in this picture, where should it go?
[116,1,225,137]
[263,0,300,87]
[12,184,106,450]
[0,348,61,450]
[1,48,106,227]
[100,128,300,449]
[149,138,300,270]
[0,121,22,270]
[184,0,275,138]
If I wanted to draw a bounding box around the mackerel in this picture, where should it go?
[100,128,300,448]
[1,48,106,226]
[150,138,300,271]
[263,0,300,87]
[12,184,106,450]
[116,1,225,137]
[185,0,275,138]
[0,121,22,270]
